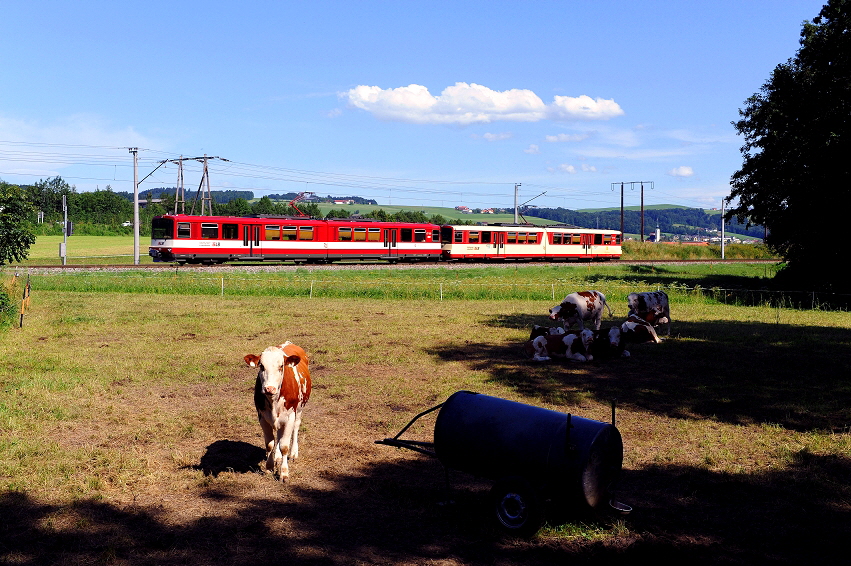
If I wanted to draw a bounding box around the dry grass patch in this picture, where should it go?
[1,291,850,564]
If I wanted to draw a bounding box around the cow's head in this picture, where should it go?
[579,329,595,351]
[602,326,621,348]
[244,343,302,397]
[548,304,562,320]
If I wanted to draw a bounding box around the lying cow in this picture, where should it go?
[524,329,594,362]
[590,326,628,359]
[244,341,312,481]
[549,290,613,331]
[529,324,566,341]
[627,290,671,336]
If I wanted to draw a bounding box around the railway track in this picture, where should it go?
[6,258,779,272]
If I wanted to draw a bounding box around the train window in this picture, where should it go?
[454,231,463,243]
[177,222,191,238]
[481,231,492,244]
[507,232,517,244]
[594,234,603,245]
[414,229,427,242]
[432,229,439,241]
[354,227,367,241]
[283,226,297,241]
[552,233,563,244]
[368,228,381,241]
[401,228,413,242]
[151,218,173,239]
[265,225,281,240]
[571,234,582,244]
[468,231,480,243]
[529,233,539,244]
[222,223,239,239]
[603,234,612,245]
[201,223,219,239]
[517,232,528,244]
[299,226,314,240]
[338,227,352,241]
[616,234,622,244]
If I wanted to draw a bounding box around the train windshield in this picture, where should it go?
[151,217,173,239]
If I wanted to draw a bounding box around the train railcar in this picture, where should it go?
[149,214,442,264]
[440,224,621,261]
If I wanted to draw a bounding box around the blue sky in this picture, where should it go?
[0,1,828,211]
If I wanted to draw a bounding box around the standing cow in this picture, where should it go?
[549,290,613,331]
[244,341,312,482]
[627,290,671,335]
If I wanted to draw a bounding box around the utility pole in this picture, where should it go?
[129,147,139,265]
[611,181,654,241]
[514,183,522,223]
[174,156,185,214]
[721,198,726,259]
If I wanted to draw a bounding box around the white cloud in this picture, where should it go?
[581,164,597,172]
[558,164,577,174]
[545,132,591,142]
[550,95,624,121]
[482,132,513,141]
[342,82,623,125]
[524,144,540,154]
[668,166,695,177]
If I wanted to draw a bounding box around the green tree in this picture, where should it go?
[24,176,76,221]
[727,0,851,289]
[71,186,133,224]
[0,181,37,265]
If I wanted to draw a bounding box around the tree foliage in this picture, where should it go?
[727,0,851,288]
[0,181,37,265]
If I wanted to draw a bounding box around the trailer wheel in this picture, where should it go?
[490,476,544,537]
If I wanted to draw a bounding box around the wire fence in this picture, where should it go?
[16,271,851,311]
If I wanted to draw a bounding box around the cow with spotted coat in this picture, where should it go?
[244,341,312,482]
[548,290,613,331]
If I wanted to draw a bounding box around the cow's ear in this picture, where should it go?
[285,355,301,367]
[244,354,260,367]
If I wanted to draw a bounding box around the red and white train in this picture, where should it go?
[148,214,621,264]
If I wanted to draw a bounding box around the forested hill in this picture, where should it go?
[530,206,764,239]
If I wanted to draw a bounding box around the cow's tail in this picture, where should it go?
[604,298,614,318]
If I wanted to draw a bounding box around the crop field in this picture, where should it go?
[1,266,849,565]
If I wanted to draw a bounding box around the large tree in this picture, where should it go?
[727,0,851,289]
[0,181,37,265]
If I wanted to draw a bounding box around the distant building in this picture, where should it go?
[333,199,354,205]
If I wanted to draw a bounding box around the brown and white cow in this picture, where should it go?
[244,341,311,482]
[524,329,595,362]
[620,314,662,354]
[627,290,671,335]
[549,290,613,331]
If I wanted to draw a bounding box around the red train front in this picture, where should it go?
[149,214,442,264]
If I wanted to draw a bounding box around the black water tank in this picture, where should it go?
[433,391,623,510]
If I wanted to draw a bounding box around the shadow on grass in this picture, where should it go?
[437,314,851,433]
[188,440,266,477]
[2,448,848,565]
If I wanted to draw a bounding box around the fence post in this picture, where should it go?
[440,283,443,301]
[221,277,224,296]
[552,283,555,300]
[310,281,314,299]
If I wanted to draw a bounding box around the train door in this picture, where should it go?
[242,225,261,257]
[582,233,594,257]
[493,231,506,257]
[383,228,398,259]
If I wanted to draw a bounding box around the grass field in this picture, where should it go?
[1,266,849,564]
[7,234,774,266]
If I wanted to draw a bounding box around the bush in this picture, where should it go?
[0,285,18,329]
